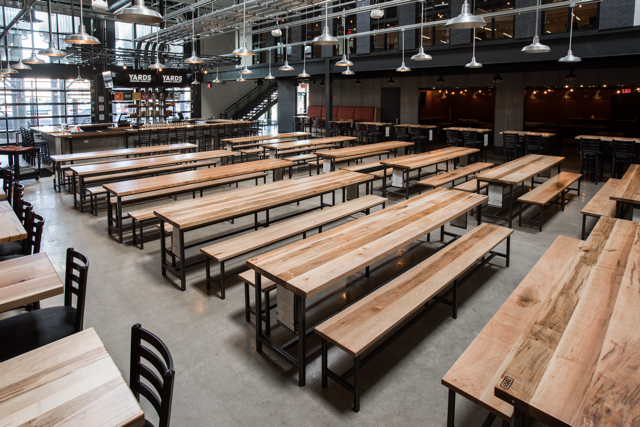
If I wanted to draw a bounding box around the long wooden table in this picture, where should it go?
[495,216,640,427]
[316,140,414,173]
[247,187,487,386]
[222,132,311,150]
[70,150,236,211]
[153,170,374,291]
[575,134,640,143]
[609,163,640,216]
[380,146,479,199]
[0,328,145,426]
[0,253,63,312]
[475,154,564,228]
[500,130,556,137]
[104,158,294,244]
[50,143,197,192]
[261,136,358,159]
[0,201,26,244]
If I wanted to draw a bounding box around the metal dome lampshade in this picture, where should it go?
[24,13,45,64]
[412,3,432,61]
[446,0,485,29]
[240,64,253,75]
[492,73,503,83]
[396,30,410,72]
[298,45,310,78]
[232,0,255,56]
[12,28,32,70]
[279,28,294,71]
[149,32,165,70]
[115,0,163,24]
[336,17,353,66]
[342,66,354,76]
[313,1,339,45]
[522,0,549,53]
[40,0,66,56]
[213,67,222,83]
[66,0,100,43]
[465,29,482,68]
[564,70,578,81]
[436,75,445,84]
[387,77,395,85]
[559,5,581,63]
[192,73,200,85]
[184,20,204,64]
[1,37,18,74]
[265,49,275,79]
[237,75,246,82]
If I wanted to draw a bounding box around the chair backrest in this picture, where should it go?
[446,130,460,144]
[64,247,89,331]
[12,183,24,212]
[579,137,601,153]
[395,126,407,136]
[157,128,170,143]
[502,133,518,146]
[194,125,205,138]
[15,200,32,227]
[22,210,44,255]
[2,169,14,203]
[130,324,175,427]
[410,127,422,137]
[175,127,187,139]
[463,131,477,143]
[139,129,152,143]
[612,139,635,156]
[524,134,543,145]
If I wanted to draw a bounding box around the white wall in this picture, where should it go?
[201,80,257,118]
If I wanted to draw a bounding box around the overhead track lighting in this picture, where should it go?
[396,29,410,72]
[465,29,482,68]
[279,27,294,71]
[411,2,432,61]
[265,49,275,80]
[298,44,310,78]
[232,0,255,55]
[313,1,339,45]
[185,19,204,64]
[559,4,581,62]
[23,10,46,64]
[116,0,163,24]
[39,0,66,56]
[492,73,503,83]
[66,0,100,44]
[445,0,485,29]
[522,0,550,53]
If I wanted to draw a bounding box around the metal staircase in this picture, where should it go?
[220,81,278,121]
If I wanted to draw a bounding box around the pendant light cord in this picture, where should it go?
[30,9,36,57]
[401,29,405,63]
[242,0,246,47]
[534,0,540,37]
[420,2,424,48]
[568,4,574,49]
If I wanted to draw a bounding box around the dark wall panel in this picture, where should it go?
[356,0,371,55]
[277,79,298,132]
[599,0,635,30]
[514,0,537,39]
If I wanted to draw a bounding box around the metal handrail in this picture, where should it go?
[222,80,277,119]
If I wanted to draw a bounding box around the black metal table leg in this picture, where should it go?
[160,219,167,275]
[447,389,456,427]
[179,229,186,291]
[255,272,262,352]
[508,184,513,228]
[297,294,306,387]
[117,197,124,243]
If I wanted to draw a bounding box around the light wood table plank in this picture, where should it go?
[500,130,556,138]
[316,140,414,173]
[0,201,26,244]
[495,217,640,427]
[261,136,357,158]
[0,253,63,312]
[247,187,487,386]
[221,132,311,149]
[609,164,640,216]
[443,127,492,133]
[0,328,145,427]
[575,134,640,143]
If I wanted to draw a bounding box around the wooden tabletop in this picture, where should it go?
[248,187,487,298]
[0,201,26,244]
[154,170,372,230]
[500,130,556,137]
[495,217,640,427]
[316,140,414,159]
[0,253,63,312]
[263,136,357,150]
[50,130,129,138]
[443,127,492,133]
[575,134,640,143]
[398,124,437,129]
[0,328,145,427]
[104,158,293,197]
[0,189,4,199]
[380,146,478,171]
[0,146,40,154]
[475,154,564,185]
[609,164,640,205]
[358,122,394,126]
[330,119,353,123]
[69,150,235,176]
[221,132,311,144]
[50,143,197,164]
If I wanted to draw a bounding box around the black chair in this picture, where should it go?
[313,118,324,138]
[136,129,153,148]
[579,137,605,185]
[155,128,170,146]
[11,182,24,213]
[503,133,522,163]
[0,247,89,363]
[395,126,411,143]
[366,124,382,144]
[463,131,483,163]
[524,134,544,155]
[170,127,187,145]
[410,127,430,153]
[0,210,44,260]
[2,169,14,204]
[130,324,175,427]
[329,121,341,137]
[446,130,462,148]
[189,125,206,151]
[611,139,635,179]
[355,123,368,145]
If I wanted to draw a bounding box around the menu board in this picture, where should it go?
[114,92,123,101]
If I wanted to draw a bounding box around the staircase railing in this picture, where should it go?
[220,80,277,119]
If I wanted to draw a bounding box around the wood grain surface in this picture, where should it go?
[418,162,494,187]
[0,253,64,312]
[575,135,640,143]
[262,136,357,150]
[221,132,310,144]
[475,154,565,185]
[609,164,640,205]
[581,178,620,218]
[0,328,145,427]
[50,143,196,164]
[500,131,556,137]
[443,127,492,133]
[380,147,479,171]
[315,141,414,159]
[0,201,27,244]
[517,172,581,205]
[247,187,487,298]
[103,158,293,197]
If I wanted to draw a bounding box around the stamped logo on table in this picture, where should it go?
[500,376,514,390]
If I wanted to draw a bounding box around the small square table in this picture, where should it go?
[0,253,63,312]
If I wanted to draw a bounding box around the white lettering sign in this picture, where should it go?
[162,75,183,84]
[129,74,152,83]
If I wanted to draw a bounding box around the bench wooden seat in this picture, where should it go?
[339,161,385,173]
[82,160,218,185]
[283,153,318,162]
[316,223,513,412]
[442,235,582,427]
[239,148,264,155]
[124,172,268,248]
[417,163,493,188]
[238,270,278,335]
[518,172,582,231]
[368,168,394,179]
[201,194,387,299]
[453,179,489,193]
[580,178,619,239]
[276,144,337,157]
[308,152,391,175]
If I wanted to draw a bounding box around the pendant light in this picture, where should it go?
[313,0,339,46]
[237,75,246,82]
[354,79,362,86]
[65,0,101,44]
[12,29,32,70]
[387,77,395,86]
[559,4,581,62]
[23,11,46,65]
[298,44,310,78]
[465,29,482,68]
[240,64,253,75]
[185,19,204,64]
[565,70,577,81]
[445,0,485,29]
[279,27,294,71]
[265,49,275,80]
[522,0,550,53]
[593,90,602,100]
[319,79,325,87]
[562,90,571,99]
[67,66,87,88]
[336,16,353,66]
[1,37,17,74]
[149,31,165,70]
[342,66,354,76]
[411,2,432,61]
[492,73,503,83]
[115,0,163,24]
[436,75,445,85]
[192,72,200,85]
[213,67,222,83]
[40,0,66,56]
[396,29,410,72]
[232,0,255,56]
[271,18,282,37]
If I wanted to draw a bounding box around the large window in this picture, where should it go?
[276,18,292,63]
[543,0,598,34]
[304,8,323,58]
[475,0,514,41]
[0,78,91,144]
[416,0,450,47]
[371,0,399,51]
[252,23,268,64]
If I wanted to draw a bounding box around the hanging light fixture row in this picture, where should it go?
[66,0,100,44]
[232,0,255,56]
[185,18,204,64]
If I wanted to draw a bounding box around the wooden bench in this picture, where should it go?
[315,223,512,412]
[453,179,489,193]
[517,172,582,231]
[340,160,385,173]
[237,271,277,335]
[417,162,493,191]
[126,172,268,249]
[308,151,391,176]
[200,195,387,299]
[441,235,582,427]
[275,144,337,157]
[580,178,619,239]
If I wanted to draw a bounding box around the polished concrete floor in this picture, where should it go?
[3,148,619,426]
